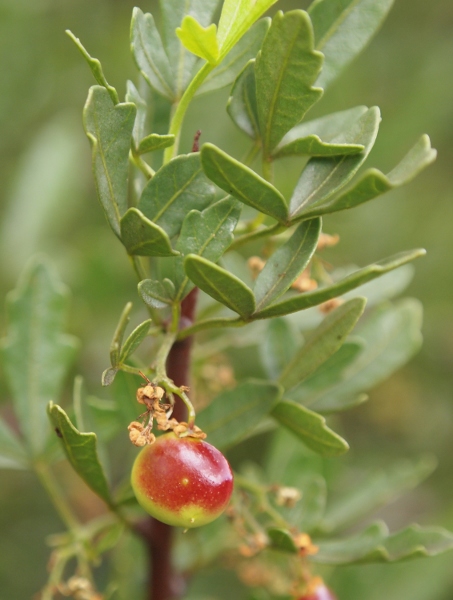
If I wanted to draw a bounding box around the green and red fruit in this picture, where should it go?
[131,432,234,528]
[298,580,337,600]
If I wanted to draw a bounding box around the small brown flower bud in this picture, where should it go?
[293,532,319,556]
[318,298,344,314]
[317,233,340,251]
[248,256,266,278]
[275,486,302,507]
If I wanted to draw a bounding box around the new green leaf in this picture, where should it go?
[184,255,255,319]
[196,380,282,449]
[139,153,215,238]
[254,249,425,319]
[305,135,437,218]
[271,400,349,457]
[176,17,219,65]
[0,259,79,457]
[253,218,321,311]
[48,402,112,505]
[255,10,323,155]
[137,134,175,155]
[288,107,381,221]
[120,208,178,257]
[201,143,288,222]
[83,86,136,238]
[199,19,270,96]
[280,297,366,389]
[309,0,395,89]
[131,8,175,100]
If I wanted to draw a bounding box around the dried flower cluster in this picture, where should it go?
[128,380,206,446]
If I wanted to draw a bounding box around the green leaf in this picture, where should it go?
[201,143,288,223]
[0,259,79,457]
[267,528,299,553]
[184,255,255,319]
[174,197,242,300]
[280,297,366,389]
[196,380,282,450]
[260,318,299,379]
[309,0,395,89]
[255,10,323,156]
[120,208,178,257]
[288,107,381,221]
[320,456,438,534]
[313,522,453,564]
[271,400,349,457]
[159,0,220,96]
[137,133,175,155]
[83,86,136,238]
[110,302,132,368]
[274,106,368,158]
[48,402,112,505]
[66,30,119,104]
[217,0,279,58]
[198,18,270,96]
[304,135,437,218]
[288,340,365,409]
[311,298,423,413]
[138,279,175,310]
[139,153,215,239]
[176,17,219,65]
[253,218,321,311]
[254,249,425,319]
[130,8,175,100]
[0,417,29,470]
[119,319,152,364]
[126,81,147,146]
[226,60,260,139]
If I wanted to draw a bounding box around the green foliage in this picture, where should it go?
[2,0,451,597]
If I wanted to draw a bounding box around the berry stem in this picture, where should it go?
[136,288,198,600]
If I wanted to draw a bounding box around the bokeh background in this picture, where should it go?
[0,0,452,598]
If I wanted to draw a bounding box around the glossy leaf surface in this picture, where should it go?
[184,255,255,318]
[174,197,241,300]
[0,259,78,457]
[310,0,395,89]
[83,86,136,237]
[199,19,269,96]
[271,400,349,457]
[254,249,425,319]
[253,218,321,311]
[120,208,178,257]
[201,143,288,222]
[288,107,381,221]
[255,10,323,155]
[280,298,366,389]
[131,8,174,100]
[226,60,260,139]
[139,153,215,238]
[196,380,282,449]
[48,402,112,505]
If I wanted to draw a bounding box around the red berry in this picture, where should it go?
[131,432,234,528]
[298,579,337,600]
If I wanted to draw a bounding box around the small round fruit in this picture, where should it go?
[131,432,234,528]
[298,581,337,600]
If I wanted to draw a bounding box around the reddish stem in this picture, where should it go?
[135,288,198,600]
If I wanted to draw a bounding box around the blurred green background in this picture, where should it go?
[0,0,452,598]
